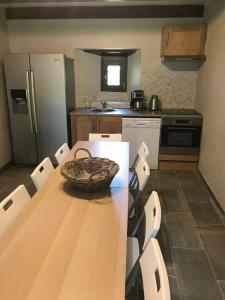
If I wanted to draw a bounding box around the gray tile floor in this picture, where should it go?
[143,170,225,300]
[0,166,225,299]
[0,165,36,202]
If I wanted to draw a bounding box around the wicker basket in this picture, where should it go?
[60,148,119,193]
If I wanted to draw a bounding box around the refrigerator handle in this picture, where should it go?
[30,70,38,134]
[25,70,34,134]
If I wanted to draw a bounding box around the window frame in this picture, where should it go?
[101,56,127,92]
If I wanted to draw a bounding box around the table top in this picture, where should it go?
[0,141,129,300]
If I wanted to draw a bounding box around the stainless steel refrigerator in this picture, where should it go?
[4,54,75,165]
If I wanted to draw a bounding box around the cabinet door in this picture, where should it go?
[161,25,207,56]
[71,115,93,146]
[98,116,122,133]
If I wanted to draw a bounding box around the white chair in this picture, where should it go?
[126,238,171,300]
[0,185,31,236]
[128,156,150,218]
[126,191,161,276]
[31,157,54,190]
[89,133,122,141]
[131,142,150,170]
[129,142,150,181]
[55,143,70,164]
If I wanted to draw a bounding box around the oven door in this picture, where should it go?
[160,125,202,155]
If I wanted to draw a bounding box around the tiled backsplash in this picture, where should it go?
[76,69,197,109]
[141,69,197,109]
[76,91,129,107]
[96,92,129,101]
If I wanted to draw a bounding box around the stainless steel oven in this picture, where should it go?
[160,116,203,155]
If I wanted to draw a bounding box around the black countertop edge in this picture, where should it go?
[70,108,202,118]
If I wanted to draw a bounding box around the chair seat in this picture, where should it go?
[126,237,140,278]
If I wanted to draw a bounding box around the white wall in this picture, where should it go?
[75,49,141,106]
[127,50,141,91]
[74,50,101,106]
[0,8,11,168]
[195,0,225,210]
[7,17,202,108]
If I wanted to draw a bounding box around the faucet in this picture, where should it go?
[100,101,107,109]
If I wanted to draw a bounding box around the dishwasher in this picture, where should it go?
[122,118,161,169]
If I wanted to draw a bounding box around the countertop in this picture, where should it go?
[70,108,202,118]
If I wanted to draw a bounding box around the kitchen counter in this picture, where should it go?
[70,108,203,171]
[70,108,202,118]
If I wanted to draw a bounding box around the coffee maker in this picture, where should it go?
[130,90,145,111]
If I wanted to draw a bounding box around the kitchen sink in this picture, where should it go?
[91,108,115,112]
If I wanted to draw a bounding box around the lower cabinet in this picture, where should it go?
[71,115,122,146]
[159,154,199,170]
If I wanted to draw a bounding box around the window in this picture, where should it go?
[101,56,127,92]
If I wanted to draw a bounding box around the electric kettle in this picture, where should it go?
[149,95,160,111]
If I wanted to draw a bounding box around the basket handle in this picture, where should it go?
[74,148,92,159]
[89,168,110,182]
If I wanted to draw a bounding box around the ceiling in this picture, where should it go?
[0,0,208,19]
[0,0,209,5]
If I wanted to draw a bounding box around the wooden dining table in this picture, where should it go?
[0,141,129,300]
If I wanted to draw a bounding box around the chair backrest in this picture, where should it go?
[131,191,161,249]
[0,185,31,236]
[134,156,150,192]
[131,142,150,170]
[138,142,150,160]
[89,133,122,142]
[128,157,150,217]
[31,157,54,190]
[143,191,161,249]
[55,143,70,164]
[140,238,171,300]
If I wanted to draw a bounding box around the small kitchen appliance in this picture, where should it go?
[149,95,160,111]
[130,90,145,111]
[160,115,203,155]
[122,118,161,169]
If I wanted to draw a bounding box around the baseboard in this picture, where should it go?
[0,160,13,174]
[159,161,198,170]
[198,169,225,216]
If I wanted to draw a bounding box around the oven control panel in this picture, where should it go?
[161,116,203,126]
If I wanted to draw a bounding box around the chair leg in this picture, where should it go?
[128,216,137,236]
[125,261,141,298]
[128,190,142,218]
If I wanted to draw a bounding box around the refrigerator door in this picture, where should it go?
[3,54,38,164]
[30,54,68,164]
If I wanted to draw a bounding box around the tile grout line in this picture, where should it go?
[154,173,181,290]
[175,171,209,250]
[202,241,225,300]
[217,280,225,300]
[163,213,182,299]
[177,171,225,299]
[156,172,181,299]
[159,170,225,299]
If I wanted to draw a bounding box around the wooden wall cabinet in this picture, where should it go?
[71,115,122,146]
[161,24,207,57]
